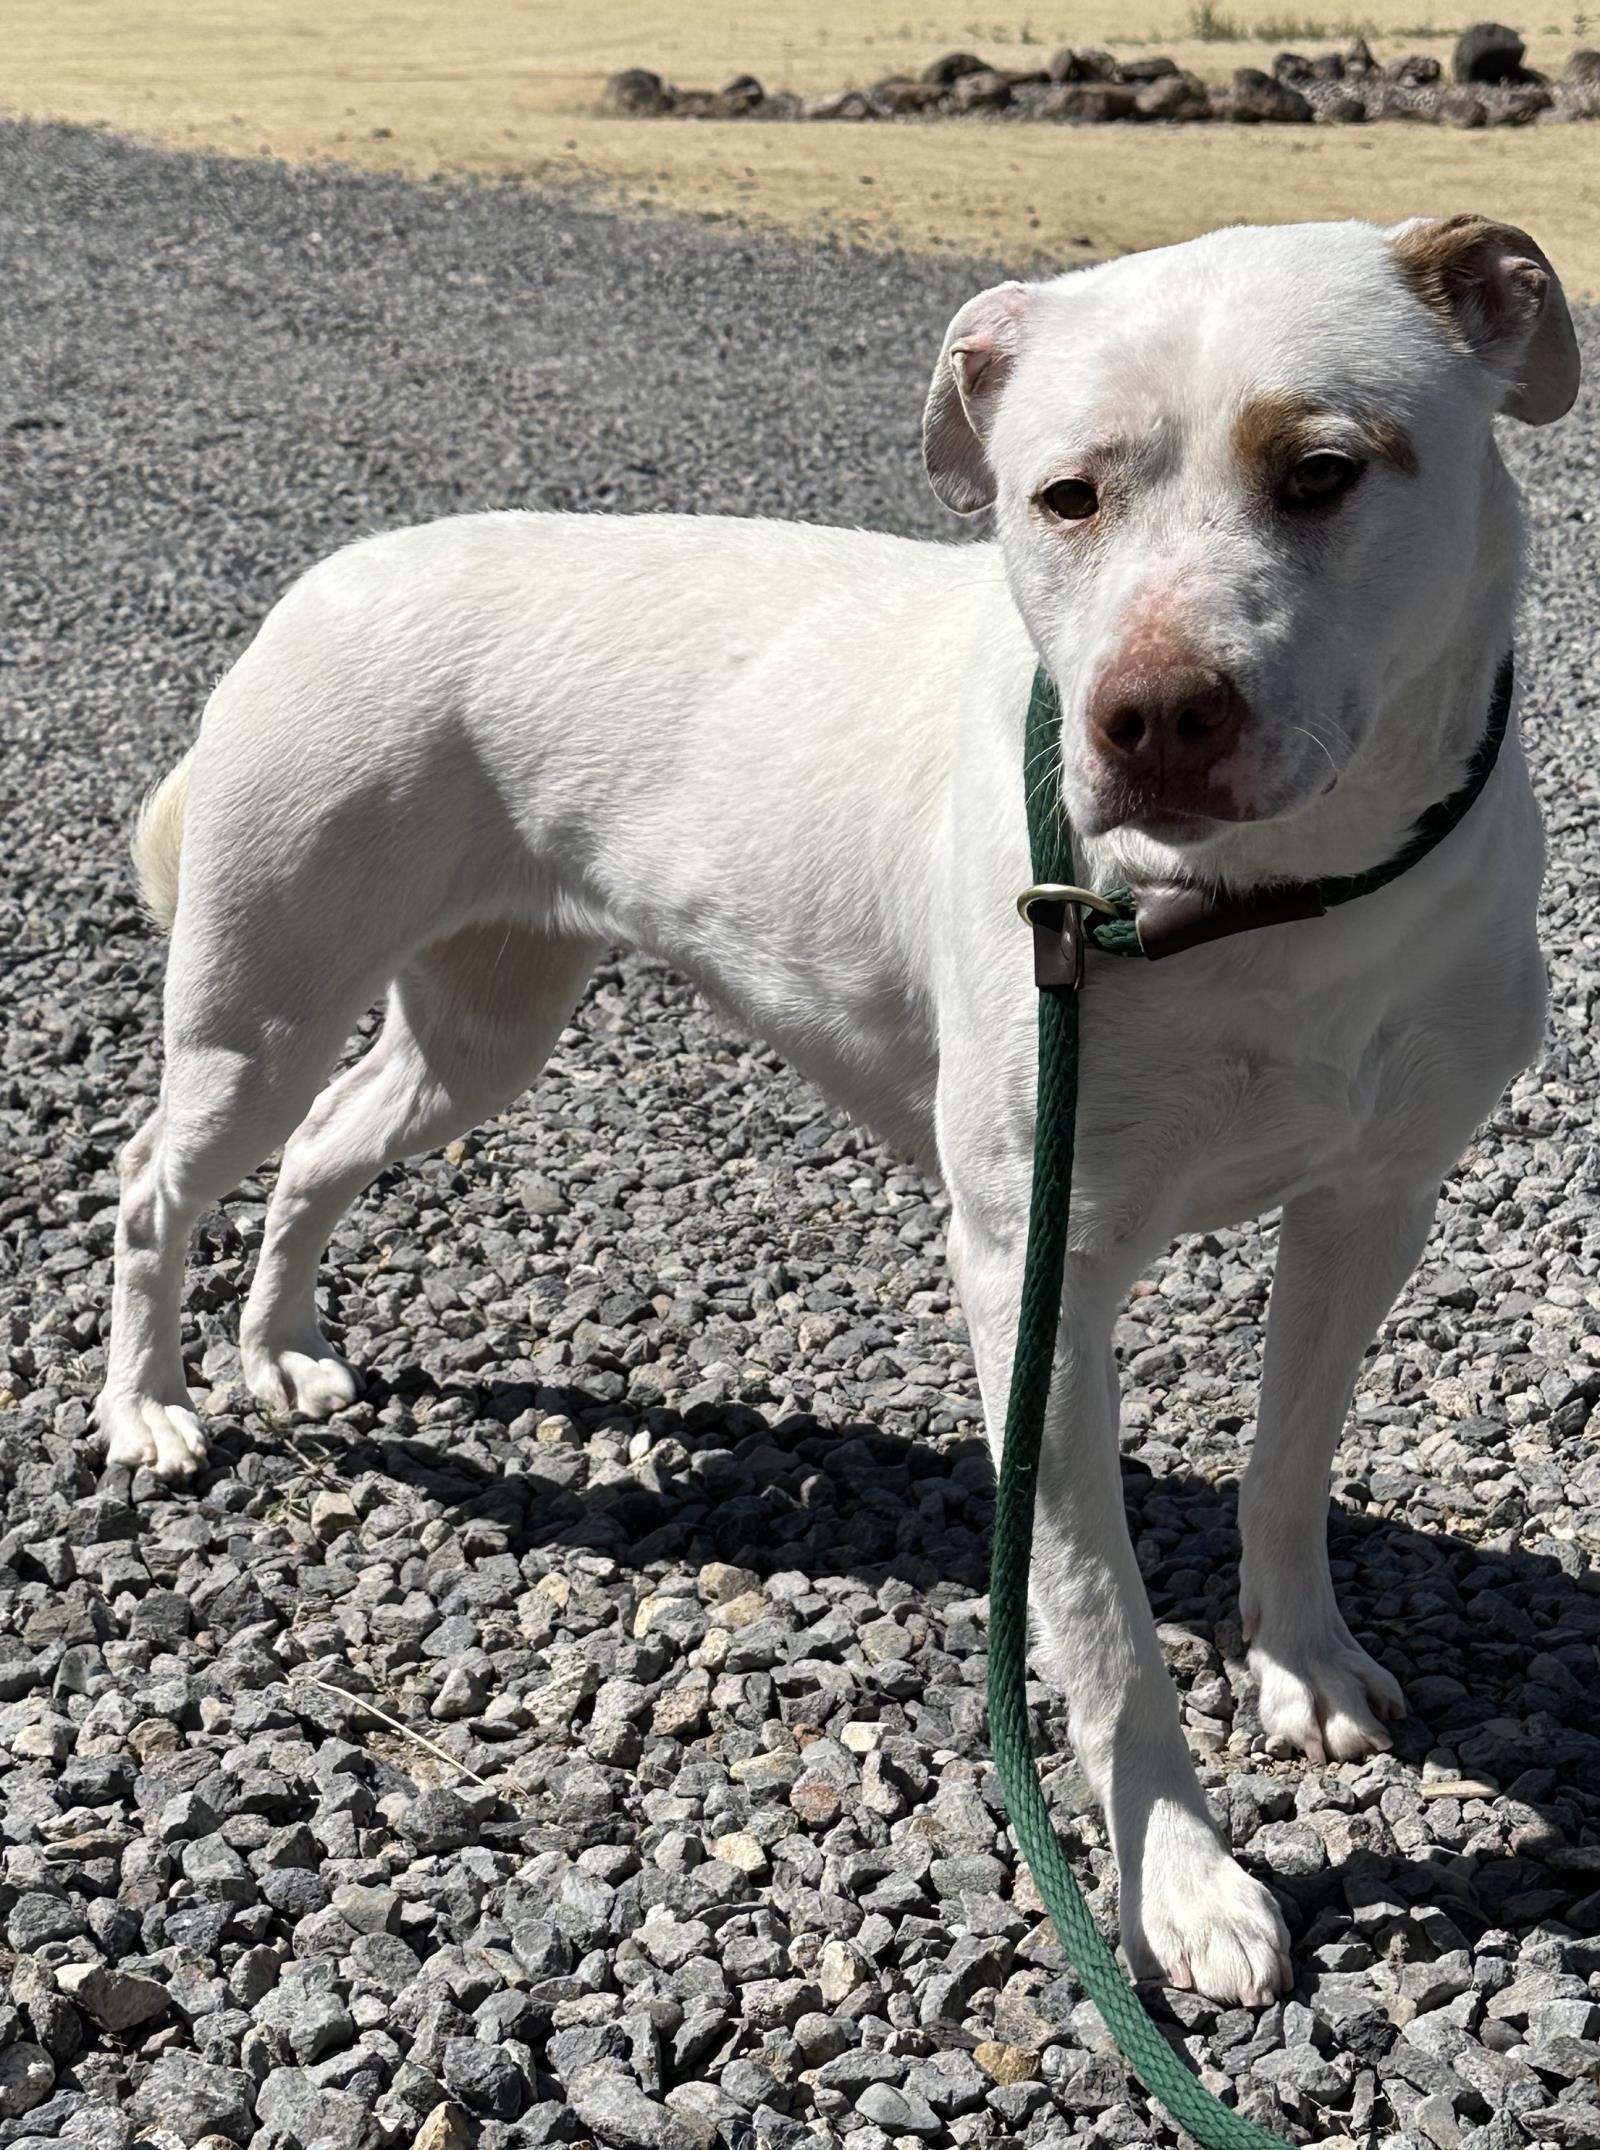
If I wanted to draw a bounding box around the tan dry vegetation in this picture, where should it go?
[7,4,1599,292]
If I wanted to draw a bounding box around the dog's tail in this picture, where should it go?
[131,749,195,934]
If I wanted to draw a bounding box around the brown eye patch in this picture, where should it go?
[1232,391,1417,505]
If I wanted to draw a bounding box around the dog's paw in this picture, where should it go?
[97,1393,208,1481]
[1121,1812,1292,2008]
[1246,1609,1406,1764]
[243,1334,361,1419]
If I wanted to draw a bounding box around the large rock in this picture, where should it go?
[7,1893,86,1952]
[857,2083,941,2137]
[1344,35,1379,77]
[603,69,673,116]
[54,1962,170,2033]
[1227,68,1314,121]
[714,74,764,115]
[801,90,874,120]
[1048,47,1121,83]
[1137,72,1211,120]
[412,2107,474,2150]
[1387,54,1442,85]
[396,1788,476,1854]
[1454,22,1526,83]
[950,68,1012,112]
[922,51,989,87]
[256,2070,369,2150]
[566,2062,713,2150]
[441,2039,524,2119]
[0,2046,53,2121]
[871,77,944,113]
[127,2055,254,2146]
[1039,83,1138,123]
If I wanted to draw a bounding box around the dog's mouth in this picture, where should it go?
[1080,738,1348,841]
[1079,779,1277,841]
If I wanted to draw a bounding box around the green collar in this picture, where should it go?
[1020,652,1515,983]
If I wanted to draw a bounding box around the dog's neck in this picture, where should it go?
[1075,482,1524,899]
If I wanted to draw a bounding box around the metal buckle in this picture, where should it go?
[1015,883,1118,992]
[1015,883,1120,926]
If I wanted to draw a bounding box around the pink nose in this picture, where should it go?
[1088,662,1247,790]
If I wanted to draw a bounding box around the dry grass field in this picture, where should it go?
[7,4,1599,289]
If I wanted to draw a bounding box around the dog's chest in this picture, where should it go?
[1159,1049,1380,1231]
[1076,979,1464,1240]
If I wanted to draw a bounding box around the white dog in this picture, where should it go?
[99,215,1578,2005]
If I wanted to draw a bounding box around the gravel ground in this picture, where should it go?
[2,118,1599,2150]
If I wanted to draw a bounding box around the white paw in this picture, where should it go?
[98,1393,209,1481]
[1246,1608,1406,1764]
[1121,1810,1293,2007]
[243,1334,361,1419]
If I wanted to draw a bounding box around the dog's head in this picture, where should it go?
[925,217,1579,848]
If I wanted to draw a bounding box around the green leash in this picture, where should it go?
[985,658,1514,2148]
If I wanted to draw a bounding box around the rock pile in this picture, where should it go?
[604,25,1600,129]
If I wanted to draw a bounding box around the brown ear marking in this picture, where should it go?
[1232,391,1417,493]
[1391,212,1499,340]
[1388,212,1549,354]
[1387,212,1579,426]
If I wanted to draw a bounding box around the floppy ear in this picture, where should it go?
[923,282,1034,513]
[1388,213,1580,425]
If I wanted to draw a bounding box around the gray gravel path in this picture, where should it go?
[2,118,1599,2150]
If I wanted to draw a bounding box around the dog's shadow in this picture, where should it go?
[215,1365,1600,1975]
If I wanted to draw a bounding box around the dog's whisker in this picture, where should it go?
[1289,722,1343,789]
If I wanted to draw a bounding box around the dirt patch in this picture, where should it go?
[6,3,1598,292]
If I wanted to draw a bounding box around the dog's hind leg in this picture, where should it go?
[239,924,601,1418]
[100,992,373,1480]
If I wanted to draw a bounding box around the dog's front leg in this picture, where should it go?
[952,1211,1292,2007]
[1239,1181,1435,1761]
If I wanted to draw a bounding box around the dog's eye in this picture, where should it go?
[1282,453,1364,508]
[1039,478,1099,523]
